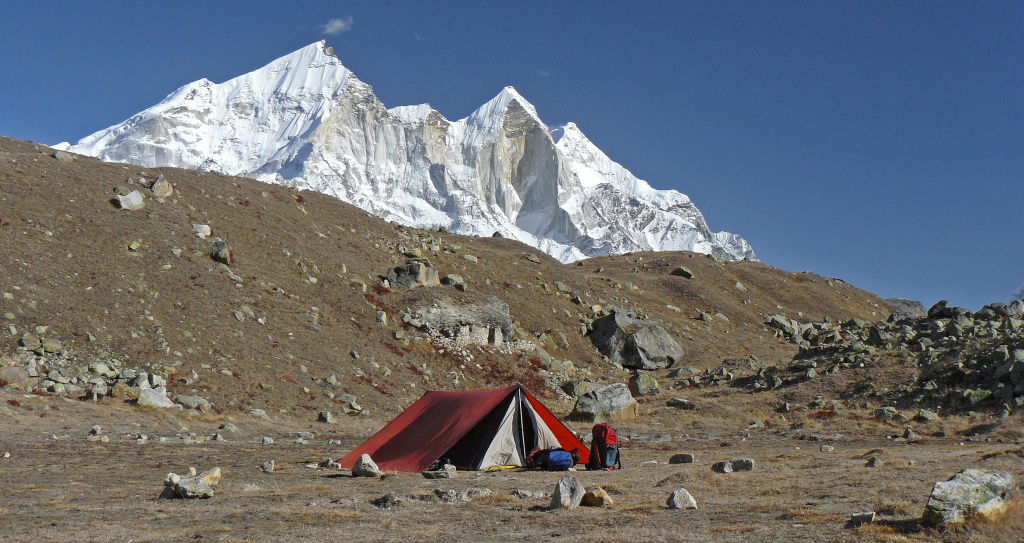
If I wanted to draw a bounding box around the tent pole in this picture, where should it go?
[517,386,527,461]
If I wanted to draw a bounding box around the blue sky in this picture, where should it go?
[2,2,1021,309]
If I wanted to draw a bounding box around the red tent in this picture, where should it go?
[339,385,589,472]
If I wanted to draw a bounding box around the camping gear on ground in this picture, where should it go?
[339,385,590,472]
[586,422,622,470]
[527,447,577,471]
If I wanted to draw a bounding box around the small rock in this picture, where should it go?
[820,445,834,453]
[549,475,586,510]
[370,493,402,509]
[422,464,456,479]
[581,488,614,507]
[318,411,336,424]
[667,488,698,510]
[670,267,694,279]
[137,387,175,409]
[260,460,275,473]
[866,456,882,468]
[193,224,212,239]
[161,467,221,499]
[730,458,755,471]
[150,175,173,198]
[849,511,875,526]
[668,453,696,464]
[261,436,274,445]
[666,398,698,410]
[211,238,231,265]
[712,461,733,473]
[352,454,380,477]
[117,191,145,210]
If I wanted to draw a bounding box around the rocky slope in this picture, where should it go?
[0,136,883,418]
[56,41,755,264]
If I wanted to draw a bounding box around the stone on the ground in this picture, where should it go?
[352,454,380,477]
[850,511,875,526]
[886,298,926,321]
[922,469,1016,527]
[581,488,614,507]
[569,383,639,423]
[150,175,173,198]
[193,223,212,238]
[318,410,336,424]
[211,237,231,265]
[712,461,733,473]
[549,475,586,510]
[176,395,210,410]
[666,398,698,410]
[667,488,698,510]
[628,370,659,396]
[422,464,456,479]
[730,458,754,471]
[916,409,939,422]
[117,190,145,210]
[386,258,440,290]
[441,274,467,291]
[588,309,684,369]
[669,453,695,464]
[53,149,75,162]
[866,456,882,468]
[161,467,221,499]
[560,380,601,398]
[370,493,402,509]
[137,387,175,408]
[670,267,694,279]
[261,436,274,445]
[260,460,275,473]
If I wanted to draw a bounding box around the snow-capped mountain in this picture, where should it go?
[58,41,755,263]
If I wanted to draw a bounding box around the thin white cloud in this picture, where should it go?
[537,69,553,77]
[413,32,424,42]
[320,16,354,35]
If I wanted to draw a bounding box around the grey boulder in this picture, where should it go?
[549,475,586,510]
[923,469,1016,527]
[589,309,684,369]
[569,383,639,423]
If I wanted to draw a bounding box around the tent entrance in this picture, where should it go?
[440,388,558,470]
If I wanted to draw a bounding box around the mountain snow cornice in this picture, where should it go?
[60,41,756,263]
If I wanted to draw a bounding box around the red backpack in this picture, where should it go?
[586,423,622,470]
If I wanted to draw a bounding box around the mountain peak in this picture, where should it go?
[61,44,755,264]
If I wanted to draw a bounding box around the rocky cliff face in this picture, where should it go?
[59,41,755,263]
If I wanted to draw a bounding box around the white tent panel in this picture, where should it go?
[525,402,561,451]
[477,398,525,469]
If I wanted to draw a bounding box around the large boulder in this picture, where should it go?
[589,309,684,369]
[386,259,440,290]
[886,298,926,321]
[569,383,639,422]
[923,469,1016,527]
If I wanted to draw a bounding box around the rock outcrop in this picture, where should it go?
[589,309,684,370]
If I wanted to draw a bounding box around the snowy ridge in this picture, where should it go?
[60,41,756,263]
